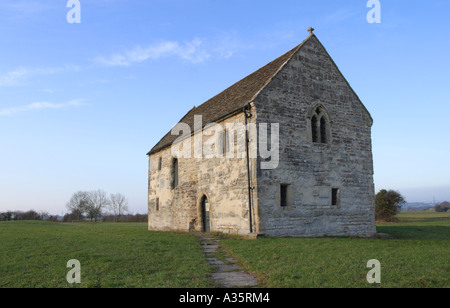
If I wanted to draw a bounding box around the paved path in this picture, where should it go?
[195,233,258,288]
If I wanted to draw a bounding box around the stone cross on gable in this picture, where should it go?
[308,27,315,35]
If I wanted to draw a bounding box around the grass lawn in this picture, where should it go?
[1,211,448,288]
[0,221,215,288]
[219,211,450,288]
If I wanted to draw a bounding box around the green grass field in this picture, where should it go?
[0,211,448,288]
[0,222,215,288]
[220,211,450,288]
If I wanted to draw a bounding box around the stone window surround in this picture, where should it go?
[331,187,340,207]
[306,102,332,145]
[278,183,292,207]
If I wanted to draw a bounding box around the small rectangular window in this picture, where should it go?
[280,184,289,207]
[158,157,162,171]
[222,130,230,155]
[332,188,339,206]
[225,130,230,154]
[172,158,179,189]
[155,198,160,211]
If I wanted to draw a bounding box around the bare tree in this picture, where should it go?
[109,193,129,222]
[66,191,89,221]
[86,190,110,222]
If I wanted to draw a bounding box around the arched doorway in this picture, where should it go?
[200,195,210,232]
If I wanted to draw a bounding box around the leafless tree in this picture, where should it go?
[66,191,89,220]
[109,193,129,222]
[86,190,110,222]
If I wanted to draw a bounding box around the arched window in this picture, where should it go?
[309,105,330,144]
[171,158,179,189]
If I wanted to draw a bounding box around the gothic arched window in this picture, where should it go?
[309,105,330,144]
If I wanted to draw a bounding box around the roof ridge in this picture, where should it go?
[147,34,314,155]
[187,35,314,113]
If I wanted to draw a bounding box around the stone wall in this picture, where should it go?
[148,35,376,238]
[253,35,376,237]
[148,112,259,235]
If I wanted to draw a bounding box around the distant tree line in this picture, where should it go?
[65,190,130,222]
[1,190,147,223]
[435,201,450,213]
[101,213,148,223]
[0,209,147,223]
[0,210,58,222]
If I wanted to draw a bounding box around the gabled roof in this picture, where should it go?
[147,35,312,155]
[147,32,373,156]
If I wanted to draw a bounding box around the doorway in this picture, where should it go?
[201,195,210,232]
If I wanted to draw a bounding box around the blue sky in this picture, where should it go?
[1,0,449,214]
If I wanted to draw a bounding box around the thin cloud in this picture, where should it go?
[0,99,86,116]
[0,65,79,87]
[324,8,359,23]
[212,32,247,59]
[95,38,211,67]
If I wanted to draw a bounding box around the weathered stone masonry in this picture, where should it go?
[148,112,259,235]
[147,31,376,237]
[254,35,375,237]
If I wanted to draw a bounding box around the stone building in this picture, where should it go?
[147,29,376,237]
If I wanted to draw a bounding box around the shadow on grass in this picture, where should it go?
[376,225,450,240]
